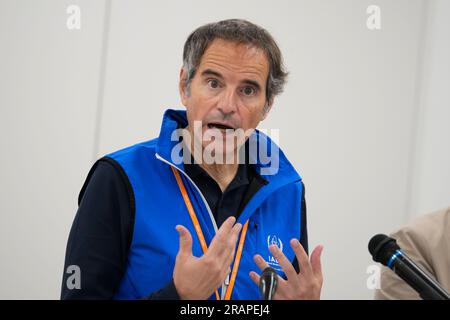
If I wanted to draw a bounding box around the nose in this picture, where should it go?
[217,88,238,117]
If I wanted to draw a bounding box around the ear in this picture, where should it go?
[179,67,189,106]
[261,98,274,120]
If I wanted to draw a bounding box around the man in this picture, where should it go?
[61,19,323,300]
[374,206,450,299]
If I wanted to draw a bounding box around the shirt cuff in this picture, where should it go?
[143,279,180,300]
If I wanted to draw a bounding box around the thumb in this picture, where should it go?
[176,225,193,257]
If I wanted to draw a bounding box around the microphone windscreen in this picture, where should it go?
[368,234,400,265]
[261,267,277,278]
[259,267,277,300]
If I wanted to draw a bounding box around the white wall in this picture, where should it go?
[408,0,450,218]
[0,0,107,299]
[0,0,447,299]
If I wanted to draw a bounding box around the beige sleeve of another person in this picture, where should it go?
[374,207,450,300]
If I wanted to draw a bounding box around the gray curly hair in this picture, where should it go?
[182,19,288,107]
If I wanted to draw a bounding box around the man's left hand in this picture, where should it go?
[249,240,323,300]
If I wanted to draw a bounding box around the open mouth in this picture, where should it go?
[207,122,235,130]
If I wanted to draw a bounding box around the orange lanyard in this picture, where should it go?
[171,166,248,300]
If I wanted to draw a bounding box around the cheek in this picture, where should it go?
[240,95,266,117]
[188,93,218,120]
[240,107,263,130]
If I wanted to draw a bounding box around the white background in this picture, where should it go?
[0,0,448,299]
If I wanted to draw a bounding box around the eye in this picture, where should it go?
[207,79,220,89]
[241,86,256,96]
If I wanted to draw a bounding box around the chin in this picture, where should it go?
[201,140,238,163]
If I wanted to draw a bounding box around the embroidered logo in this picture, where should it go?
[267,235,283,271]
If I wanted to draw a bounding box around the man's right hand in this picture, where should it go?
[173,216,243,300]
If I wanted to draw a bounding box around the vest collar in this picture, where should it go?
[155,108,302,224]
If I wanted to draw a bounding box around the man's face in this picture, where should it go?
[179,38,271,157]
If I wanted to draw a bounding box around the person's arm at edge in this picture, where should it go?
[61,158,180,300]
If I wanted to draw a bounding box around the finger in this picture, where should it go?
[176,225,193,257]
[269,244,298,281]
[310,245,324,277]
[249,271,260,285]
[290,239,313,277]
[228,222,243,251]
[224,221,242,250]
[223,223,243,264]
[230,221,243,240]
[205,222,240,276]
[253,254,270,271]
[219,224,244,280]
[208,216,237,254]
[218,216,237,235]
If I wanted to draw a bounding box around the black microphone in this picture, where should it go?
[259,267,278,300]
[369,234,450,300]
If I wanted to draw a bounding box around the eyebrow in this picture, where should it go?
[200,68,262,91]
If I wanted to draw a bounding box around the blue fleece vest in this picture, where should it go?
[109,109,304,300]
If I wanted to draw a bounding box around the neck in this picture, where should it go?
[184,131,239,192]
[199,161,238,192]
